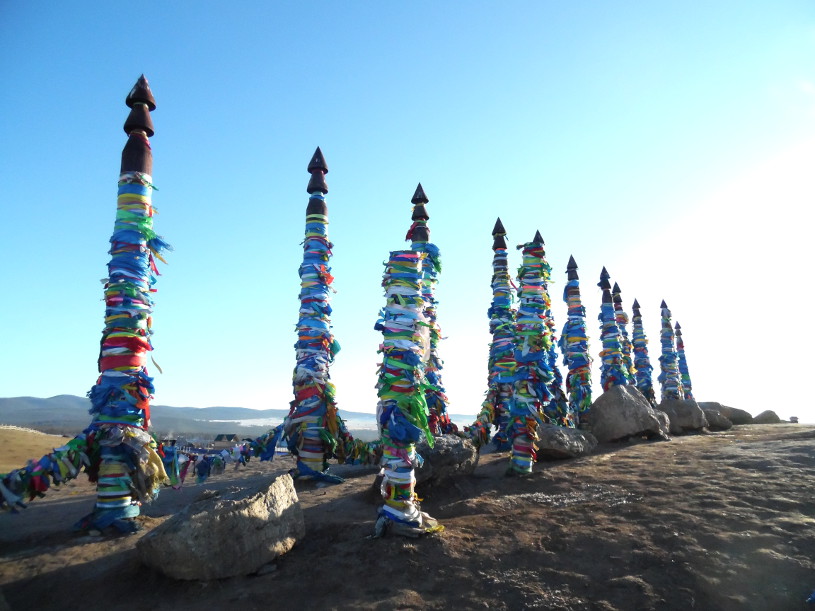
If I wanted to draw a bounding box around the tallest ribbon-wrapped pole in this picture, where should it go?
[284,147,344,483]
[80,76,172,533]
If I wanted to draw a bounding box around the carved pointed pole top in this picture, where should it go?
[411,183,429,222]
[308,146,328,173]
[598,266,611,291]
[675,322,682,333]
[411,183,429,205]
[533,230,544,245]
[598,267,612,302]
[612,281,623,304]
[567,255,579,280]
[307,147,329,195]
[632,298,641,312]
[121,75,155,174]
[408,183,430,242]
[126,74,157,111]
[492,217,507,251]
[661,299,668,309]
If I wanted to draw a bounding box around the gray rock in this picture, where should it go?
[753,410,782,424]
[415,434,478,488]
[659,398,708,433]
[652,409,672,438]
[589,385,666,443]
[535,423,598,459]
[698,401,753,425]
[701,408,733,431]
[137,474,304,580]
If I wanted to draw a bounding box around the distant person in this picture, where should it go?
[195,456,211,484]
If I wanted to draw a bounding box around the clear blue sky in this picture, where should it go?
[2,2,813,422]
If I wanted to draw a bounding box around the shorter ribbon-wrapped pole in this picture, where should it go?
[407,184,455,435]
[657,300,684,401]
[612,282,636,383]
[675,322,695,400]
[508,232,552,475]
[631,299,657,407]
[469,218,515,448]
[597,268,630,391]
[559,256,592,424]
[374,251,441,537]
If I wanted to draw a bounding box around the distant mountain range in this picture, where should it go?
[0,395,476,440]
[0,395,372,439]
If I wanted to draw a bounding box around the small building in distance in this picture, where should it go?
[213,434,240,450]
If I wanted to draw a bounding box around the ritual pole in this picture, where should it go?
[674,322,695,400]
[283,147,345,483]
[539,237,572,427]
[597,267,630,391]
[468,218,515,448]
[631,299,657,407]
[559,256,592,425]
[406,184,455,435]
[657,300,684,401]
[1,77,171,516]
[612,282,636,383]
[79,75,172,533]
[374,250,441,536]
[507,231,552,475]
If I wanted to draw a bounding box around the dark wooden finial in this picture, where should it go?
[492,217,507,251]
[308,146,328,173]
[408,183,430,242]
[307,146,329,195]
[533,230,544,245]
[661,299,668,309]
[126,75,156,111]
[567,255,579,280]
[598,267,611,290]
[632,298,641,311]
[411,183,429,205]
[675,322,682,332]
[121,76,155,174]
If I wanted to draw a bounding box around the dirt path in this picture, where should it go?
[2,425,815,610]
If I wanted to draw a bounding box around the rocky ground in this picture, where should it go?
[2,424,815,610]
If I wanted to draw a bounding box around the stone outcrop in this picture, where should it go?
[698,402,753,425]
[535,423,597,459]
[653,409,672,438]
[659,398,708,434]
[701,407,733,431]
[415,434,478,489]
[589,385,666,443]
[137,473,304,580]
[753,410,783,424]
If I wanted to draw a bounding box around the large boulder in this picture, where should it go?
[659,398,708,433]
[415,434,478,489]
[698,401,753,425]
[753,410,782,424]
[535,423,597,459]
[137,474,304,580]
[701,407,733,431]
[589,385,665,443]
